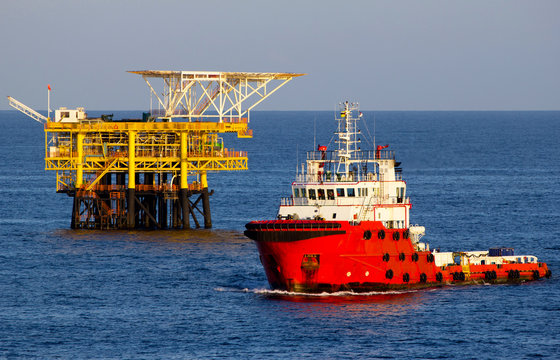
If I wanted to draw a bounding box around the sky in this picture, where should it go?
[1,0,558,111]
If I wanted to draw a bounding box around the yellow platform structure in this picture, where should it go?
[11,70,304,229]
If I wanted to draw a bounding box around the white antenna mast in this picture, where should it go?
[47,84,51,121]
[373,113,376,154]
[313,116,316,151]
[296,143,299,176]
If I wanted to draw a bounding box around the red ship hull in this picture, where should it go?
[245,220,551,293]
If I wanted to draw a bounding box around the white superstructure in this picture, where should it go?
[278,101,411,228]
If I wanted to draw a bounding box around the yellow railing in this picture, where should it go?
[44,121,251,135]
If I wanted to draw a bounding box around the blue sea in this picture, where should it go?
[0,109,559,359]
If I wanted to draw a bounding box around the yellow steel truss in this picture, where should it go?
[44,120,251,191]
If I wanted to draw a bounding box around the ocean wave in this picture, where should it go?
[214,286,417,297]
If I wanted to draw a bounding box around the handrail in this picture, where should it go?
[306,150,395,161]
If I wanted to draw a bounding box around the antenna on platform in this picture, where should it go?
[47,84,52,121]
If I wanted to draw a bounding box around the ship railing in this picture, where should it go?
[292,198,308,206]
[295,172,376,183]
[306,149,394,161]
[306,150,337,161]
[382,196,410,205]
[279,193,411,208]
[280,197,293,206]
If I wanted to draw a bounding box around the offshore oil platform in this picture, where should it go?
[8,70,304,230]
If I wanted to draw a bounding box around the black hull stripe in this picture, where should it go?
[245,230,346,242]
[245,221,342,231]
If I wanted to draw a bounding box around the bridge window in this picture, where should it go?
[347,188,355,197]
[318,189,325,200]
[294,188,299,198]
[336,188,345,197]
[327,189,335,200]
[308,189,316,200]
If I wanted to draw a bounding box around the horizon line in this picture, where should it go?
[1,108,559,113]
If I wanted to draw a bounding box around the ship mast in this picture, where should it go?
[335,101,360,178]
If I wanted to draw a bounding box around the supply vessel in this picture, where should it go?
[244,101,551,293]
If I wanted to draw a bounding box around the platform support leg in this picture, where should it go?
[127,188,135,229]
[127,130,136,229]
[180,188,190,229]
[71,195,77,229]
[199,171,212,228]
[202,188,212,229]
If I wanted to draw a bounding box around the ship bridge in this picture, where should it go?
[279,102,409,228]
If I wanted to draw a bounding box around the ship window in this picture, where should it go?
[363,188,368,196]
[301,188,307,198]
[308,189,316,200]
[294,188,299,198]
[332,213,337,219]
[336,188,345,197]
[318,189,325,200]
[327,189,335,200]
[347,188,355,197]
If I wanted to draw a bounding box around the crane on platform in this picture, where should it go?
[7,96,48,124]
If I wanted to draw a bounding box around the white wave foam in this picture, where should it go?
[214,287,416,297]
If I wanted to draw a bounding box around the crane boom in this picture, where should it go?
[7,96,48,124]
